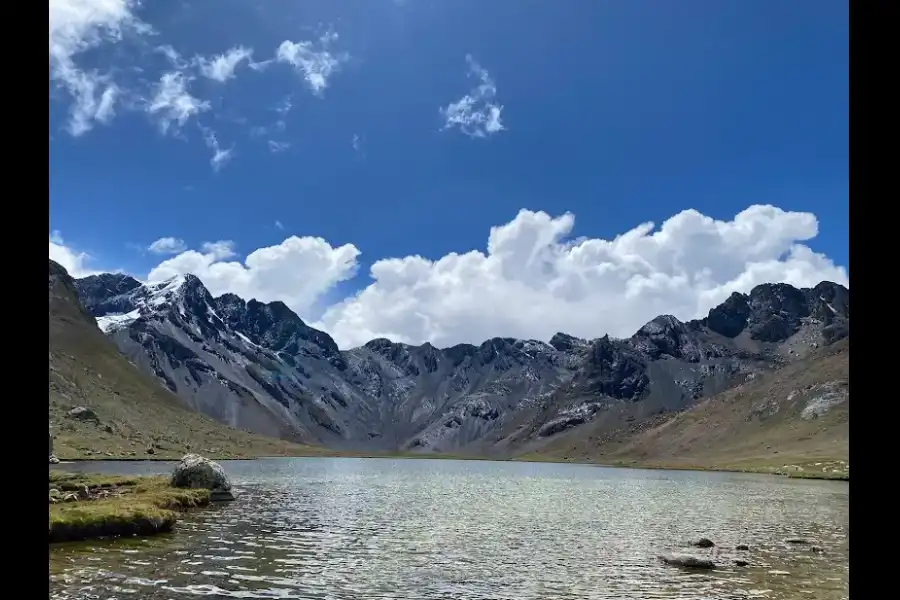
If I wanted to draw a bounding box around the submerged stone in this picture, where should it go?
[659,554,717,570]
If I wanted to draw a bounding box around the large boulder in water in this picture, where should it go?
[170,454,235,501]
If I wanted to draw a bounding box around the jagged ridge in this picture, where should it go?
[74,271,849,453]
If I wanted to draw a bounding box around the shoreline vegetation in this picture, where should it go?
[49,471,210,544]
[52,449,849,482]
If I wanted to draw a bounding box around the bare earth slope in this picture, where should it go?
[49,260,322,460]
[516,339,849,478]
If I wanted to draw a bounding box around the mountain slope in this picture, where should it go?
[49,260,321,460]
[514,338,849,477]
[75,270,849,458]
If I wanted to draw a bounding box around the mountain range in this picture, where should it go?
[67,262,849,462]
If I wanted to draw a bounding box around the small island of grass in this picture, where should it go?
[49,471,211,543]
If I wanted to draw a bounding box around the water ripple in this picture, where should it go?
[50,458,849,600]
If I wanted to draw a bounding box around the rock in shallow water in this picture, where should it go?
[659,554,717,570]
[691,537,715,548]
[170,454,235,501]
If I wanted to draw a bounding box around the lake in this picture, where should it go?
[49,458,849,600]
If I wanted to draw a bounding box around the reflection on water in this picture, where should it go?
[49,458,848,599]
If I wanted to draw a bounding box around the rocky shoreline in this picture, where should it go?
[51,452,850,484]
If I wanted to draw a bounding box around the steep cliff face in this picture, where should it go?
[49,260,314,460]
[75,270,849,453]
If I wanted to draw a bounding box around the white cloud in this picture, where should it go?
[49,231,100,278]
[133,205,847,350]
[315,205,847,348]
[275,96,293,116]
[200,240,237,260]
[147,237,360,317]
[275,220,284,230]
[196,46,253,82]
[275,32,348,95]
[202,128,235,171]
[49,0,149,135]
[147,71,210,134]
[147,236,187,254]
[440,55,505,138]
[268,140,291,153]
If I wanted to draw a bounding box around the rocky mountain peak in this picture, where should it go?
[577,335,649,400]
[748,282,809,318]
[549,332,587,352]
[631,314,702,361]
[364,337,398,352]
[699,281,849,344]
[808,281,850,319]
[75,272,144,317]
[703,292,752,338]
[214,296,341,361]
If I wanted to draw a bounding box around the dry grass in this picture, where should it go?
[516,341,850,480]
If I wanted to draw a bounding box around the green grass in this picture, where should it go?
[49,472,211,543]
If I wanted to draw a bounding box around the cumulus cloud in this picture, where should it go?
[128,205,848,349]
[49,0,149,135]
[147,71,210,134]
[196,46,253,82]
[49,231,100,278]
[315,205,847,348]
[440,55,505,138]
[275,31,348,95]
[147,237,187,254]
[146,237,360,316]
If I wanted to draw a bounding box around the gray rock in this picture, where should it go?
[67,406,98,421]
[171,454,234,501]
[49,454,60,464]
[659,554,716,570]
[734,560,749,567]
[691,537,715,548]
[735,544,750,551]
[785,538,811,545]
[75,272,849,453]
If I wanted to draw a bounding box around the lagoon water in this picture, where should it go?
[49,457,848,599]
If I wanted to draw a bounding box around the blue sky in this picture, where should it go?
[49,0,849,349]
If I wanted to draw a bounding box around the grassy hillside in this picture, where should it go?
[49,260,329,460]
[517,339,849,479]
